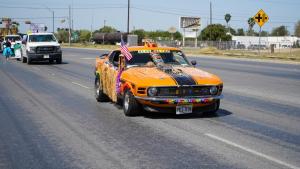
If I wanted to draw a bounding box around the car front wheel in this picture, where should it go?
[204,99,220,115]
[123,90,142,116]
[22,51,27,63]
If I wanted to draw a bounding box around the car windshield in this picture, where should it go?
[126,50,190,66]
[5,36,21,41]
[29,34,56,42]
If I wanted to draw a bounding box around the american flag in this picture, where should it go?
[120,38,133,61]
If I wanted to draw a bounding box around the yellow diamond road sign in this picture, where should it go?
[254,9,269,27]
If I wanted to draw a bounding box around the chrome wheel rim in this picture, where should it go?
[95,79,100,96]
[124,93,129,111]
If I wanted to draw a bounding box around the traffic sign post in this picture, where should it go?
[253,9,269,55]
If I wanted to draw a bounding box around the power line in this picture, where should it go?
[0,5,126,10]
[10,17,67,20]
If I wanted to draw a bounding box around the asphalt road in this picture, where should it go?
[0,48,299,169]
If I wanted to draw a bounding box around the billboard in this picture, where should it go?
[180,17,201,29]
[183,30,198,38]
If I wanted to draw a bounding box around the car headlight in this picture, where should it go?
[56,46,61,52]
[210,86,218,95]
[148,87,158,97]
[28,47,36,53]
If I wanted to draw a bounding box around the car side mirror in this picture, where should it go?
[58,40,62,44]
[191,60,197,66]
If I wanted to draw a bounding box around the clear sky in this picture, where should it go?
[0,0,299,35]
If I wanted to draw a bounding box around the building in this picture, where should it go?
[232,36,300,49]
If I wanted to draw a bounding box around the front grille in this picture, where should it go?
[36,46,55,54]
[155,86,216,97]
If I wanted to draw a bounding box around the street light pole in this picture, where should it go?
[127,0,130,34]
[41,5,54,33]
[52,11,54,33]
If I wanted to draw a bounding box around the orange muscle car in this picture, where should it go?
[94,42,223,116]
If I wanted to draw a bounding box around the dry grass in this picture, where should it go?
[182,47,300,62]
[61,43,117,50]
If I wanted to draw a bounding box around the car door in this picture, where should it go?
[102,50,120,101]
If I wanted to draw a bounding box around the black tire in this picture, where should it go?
[204,99,220,115]
[56,57,62,64]
[22,52,27,63]
[123,89,142,116]
[27,56,32,64]
[94,75,108,102]
[49,59,54,64]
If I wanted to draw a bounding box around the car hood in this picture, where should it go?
[121,66,222,87]
[27,42,60,47]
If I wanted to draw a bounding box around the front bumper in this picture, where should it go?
[27,52,62,61]
[135,95,223,113]
[135,95,223,105]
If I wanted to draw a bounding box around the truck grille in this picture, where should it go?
[36,46,55,53]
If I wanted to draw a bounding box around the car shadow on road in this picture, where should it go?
[28,61,69,65]
[140,109,232,119]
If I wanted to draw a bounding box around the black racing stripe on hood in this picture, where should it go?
[170,72,197,85]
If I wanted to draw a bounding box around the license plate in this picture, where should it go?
[44,54,49,59]
[176,104,193,115]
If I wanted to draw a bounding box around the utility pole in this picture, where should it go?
[127,0,130,34]
[210,1,212,25]
[41,5,54,33]
[52,11,54,33]
[68,5,71,46]
[209,1,212,43]
[91,10,94,42]
[72,1,74,31]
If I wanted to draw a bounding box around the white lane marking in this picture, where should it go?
[71,82,90,89]
[80,58,95,60]
[205,133,299,169]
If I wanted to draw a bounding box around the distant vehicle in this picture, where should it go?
[0,34,21,52]
[21,33,62,64]
[94,42,223,116]
[92,32,128,44]
[248,44,267,50]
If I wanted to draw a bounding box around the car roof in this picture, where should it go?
[127,46,179,51]
[28,33,54,35]
[5,35,21,37]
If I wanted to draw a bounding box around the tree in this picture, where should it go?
[260,30,269,37]
[131,29,146,39]
[229,27,236,35]
[95,26,117,33]
[294,20,300,37]
[79,29,91,42]
[236,28,245,36]
[271,25,289,36]
[247,17,255,36]
[200,24,231,41]
[173,31,182,40]
[55,29,68,43]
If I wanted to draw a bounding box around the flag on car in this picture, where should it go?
[120,38,132,61]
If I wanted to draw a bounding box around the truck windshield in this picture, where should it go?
[126,50,190,66]
[29,35,56,42]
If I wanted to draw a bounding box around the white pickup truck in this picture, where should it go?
[21,32,62,64]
